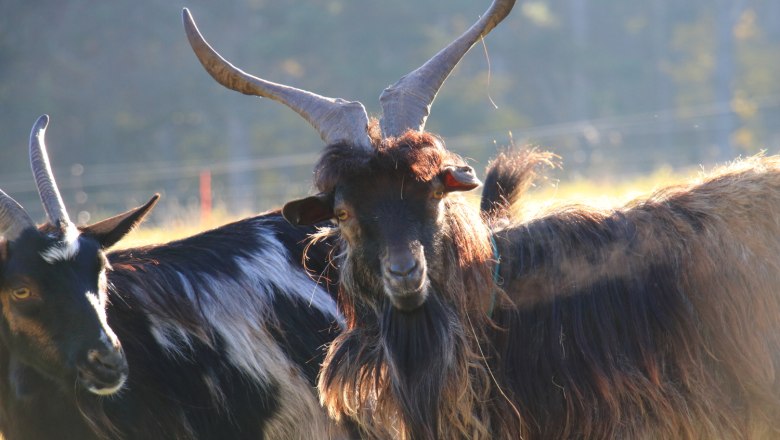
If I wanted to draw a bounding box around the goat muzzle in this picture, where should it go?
[382,247,428,311]
[77,345,128,396]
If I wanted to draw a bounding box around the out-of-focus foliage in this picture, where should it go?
[0,0,778,225]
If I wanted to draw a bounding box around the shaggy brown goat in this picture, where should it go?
[307,141,780,439]
[184,0,780,438]
[486,151,780,439]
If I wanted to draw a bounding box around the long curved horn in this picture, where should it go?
[0,190,34,242]
[182,8,372,151]
[29,114,72,227]
[379,0,516,137]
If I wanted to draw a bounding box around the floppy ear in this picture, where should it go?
[81,194,160,249]
[283,193,333,226]
[440,165,481,192]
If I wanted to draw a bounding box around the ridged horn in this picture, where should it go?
[0,189,34,242]
[182,8,372,150]
[29,114,72,227]
[379,0,516,137]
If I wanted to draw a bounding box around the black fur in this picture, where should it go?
[0,212,344,439]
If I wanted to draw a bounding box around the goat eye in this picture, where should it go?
[336,209,349,221]
[432,189,445,199]
[11,288,31,301]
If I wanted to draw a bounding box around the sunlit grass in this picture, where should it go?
[113,211,247,250]
[116,166,699,249]
[516,165,697,219]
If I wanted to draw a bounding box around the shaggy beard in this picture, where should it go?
[74,388,122,440]
[318,209,503,439]
[320,293,477,440]
[381,296,457,439]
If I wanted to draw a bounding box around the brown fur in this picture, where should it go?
[311,135,780,438]
[314,129,456,194]
[313,133,523,438]
[318,197,508,439]
[0,293,59,366]
[481,148,560,220]
[492,155,780,438]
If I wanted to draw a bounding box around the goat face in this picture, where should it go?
[0,115,157,396]
[336,172,438,312]
[0,228,125,395]
[0,198,156,396]
[284,138,481,313]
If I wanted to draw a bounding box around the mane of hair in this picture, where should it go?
[314,127,466,193]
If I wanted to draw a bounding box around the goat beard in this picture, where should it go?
[74,387,123,440]
[319,291,489,440]
[380,296,457,439]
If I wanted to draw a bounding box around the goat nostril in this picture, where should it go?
[88,349,99,361]
[87,349,123,370]
[388,259,418,278]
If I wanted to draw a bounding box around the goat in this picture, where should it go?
[183,0,780,438]
[0,115,348,439]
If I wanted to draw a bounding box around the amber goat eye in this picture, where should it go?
[433,189,445,199]
[11,288,31,300]
[336,209,349,221]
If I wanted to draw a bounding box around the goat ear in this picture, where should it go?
[81,194,160,249]
[283,193,333,226]
[440,165,481,192]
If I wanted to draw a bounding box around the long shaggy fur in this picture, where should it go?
[491,154,780,438]
[317,133,521,439]
[315,137,780,439]
[480,148,559,219]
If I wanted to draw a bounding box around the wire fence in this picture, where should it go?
[4,96,780,227]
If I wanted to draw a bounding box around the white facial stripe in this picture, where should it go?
[41,224,81,264]
[87,290,122,349]
[86,292,108,326]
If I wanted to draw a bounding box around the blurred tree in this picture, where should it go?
[0,0,778,222]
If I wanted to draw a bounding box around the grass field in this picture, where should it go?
[116,165,699,249]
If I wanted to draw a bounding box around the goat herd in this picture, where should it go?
[1,0,779,439]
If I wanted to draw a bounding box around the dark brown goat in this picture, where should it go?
[184,0,780,438]
[308,140,780,439]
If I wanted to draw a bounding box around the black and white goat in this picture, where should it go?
[0,115,348,439]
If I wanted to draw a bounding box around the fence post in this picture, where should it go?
[200,169,212,226]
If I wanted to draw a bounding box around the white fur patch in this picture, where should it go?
[40,222,80,263]
[148,314,196,358]
[234,229,343,327]
[146,224,343,355]
[139,221,345,437]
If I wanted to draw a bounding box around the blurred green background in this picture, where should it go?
[1,0,778,226]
